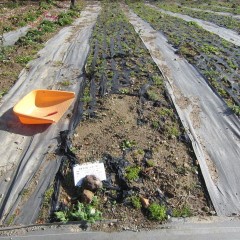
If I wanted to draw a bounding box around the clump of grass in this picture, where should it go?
[6,214,16,226]
[81,87,92,103]
[131,196,142,209]
[15,55,33,64]
[152,75,163,86]
[151,120,159,129]
[60,80,71,86]
[148,203,167,221]
[0,90,7,99]
[158,107,173,117]
[58,10,79,26]
[173,204,192,217]
[39,20,56,33]
[147,90,159,101]
[166,124,180,137]
[146,159,155,167]
[38,185,54,221]
[125,166,141,181]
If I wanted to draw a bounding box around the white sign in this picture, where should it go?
[73,162,106,186]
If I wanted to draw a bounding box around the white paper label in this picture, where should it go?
[73,162,106,186]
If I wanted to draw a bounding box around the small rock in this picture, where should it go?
[209,210,216,216]
[5,177,10,182]
[82,189,94,204]
[183,163,190,168]
[140,196,149,208]
[82,175,103,191]
[202,206,210,212]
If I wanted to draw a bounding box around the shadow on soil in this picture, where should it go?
[0,108,50,136]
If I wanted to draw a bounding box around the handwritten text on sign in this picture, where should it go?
[73,162,106,186]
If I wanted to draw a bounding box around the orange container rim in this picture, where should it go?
[13,89,75,124]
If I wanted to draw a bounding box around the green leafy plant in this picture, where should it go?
[151,120,159,129]
[55,201,102,223]
[120,139,136,151]
[146,159,155,167]
[173,204,192,217]
[131,196,142,209]
[119,88,130,94]
[147,90,158,101]
[148,203,167,221]
[58,10,79,26]
[60,80,71,86]
[125,166,141,181]
[16,55,33,64]
[166,124,180,137]
[0,90,7,99]
[152,75,163,86]
[39,20,56,33]
[158,107,173,117]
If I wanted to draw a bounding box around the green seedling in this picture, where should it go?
[152,75,163,86]
[146,159,155,167]
[120,140,136,151]
[158,107,173,117]
[119,88,130,94]
[55,201,102,223]
[60,80,71,86]
[16,55,33,64]
[151,120,159,129]
[147,90,158,101]
[173,204,192,217]
[166,124,180,137]
[148,203,167,221]
[125,166,141,181]
[131,196,142,209]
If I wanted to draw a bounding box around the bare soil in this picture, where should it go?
[58,90,212,231]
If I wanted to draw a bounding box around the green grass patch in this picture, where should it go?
[148,203,167,221]
[125,166,141,181]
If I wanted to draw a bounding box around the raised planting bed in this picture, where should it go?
[154,2,240,33]
[129,2,240,116]
[45,1,212,231]
[0,2,84,99]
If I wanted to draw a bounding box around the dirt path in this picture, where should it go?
[146,3,240,47]
[0,2,101,225]
[123,4,240,216]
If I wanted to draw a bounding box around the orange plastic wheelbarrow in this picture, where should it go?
[13,89,75,124]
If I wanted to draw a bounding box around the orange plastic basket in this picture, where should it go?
[13,89,75,124]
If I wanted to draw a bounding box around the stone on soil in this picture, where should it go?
[140,196,149,208]
[82,175,103,191]
[82,189,94,204]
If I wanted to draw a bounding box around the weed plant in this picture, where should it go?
[148,203,167,221]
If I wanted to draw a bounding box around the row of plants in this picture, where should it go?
[50,1,210,227]
[129,2,240,115]
[180,0,240,14]
[155,2,240,33]
[0,1,55,34]
[0,4,83,99]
